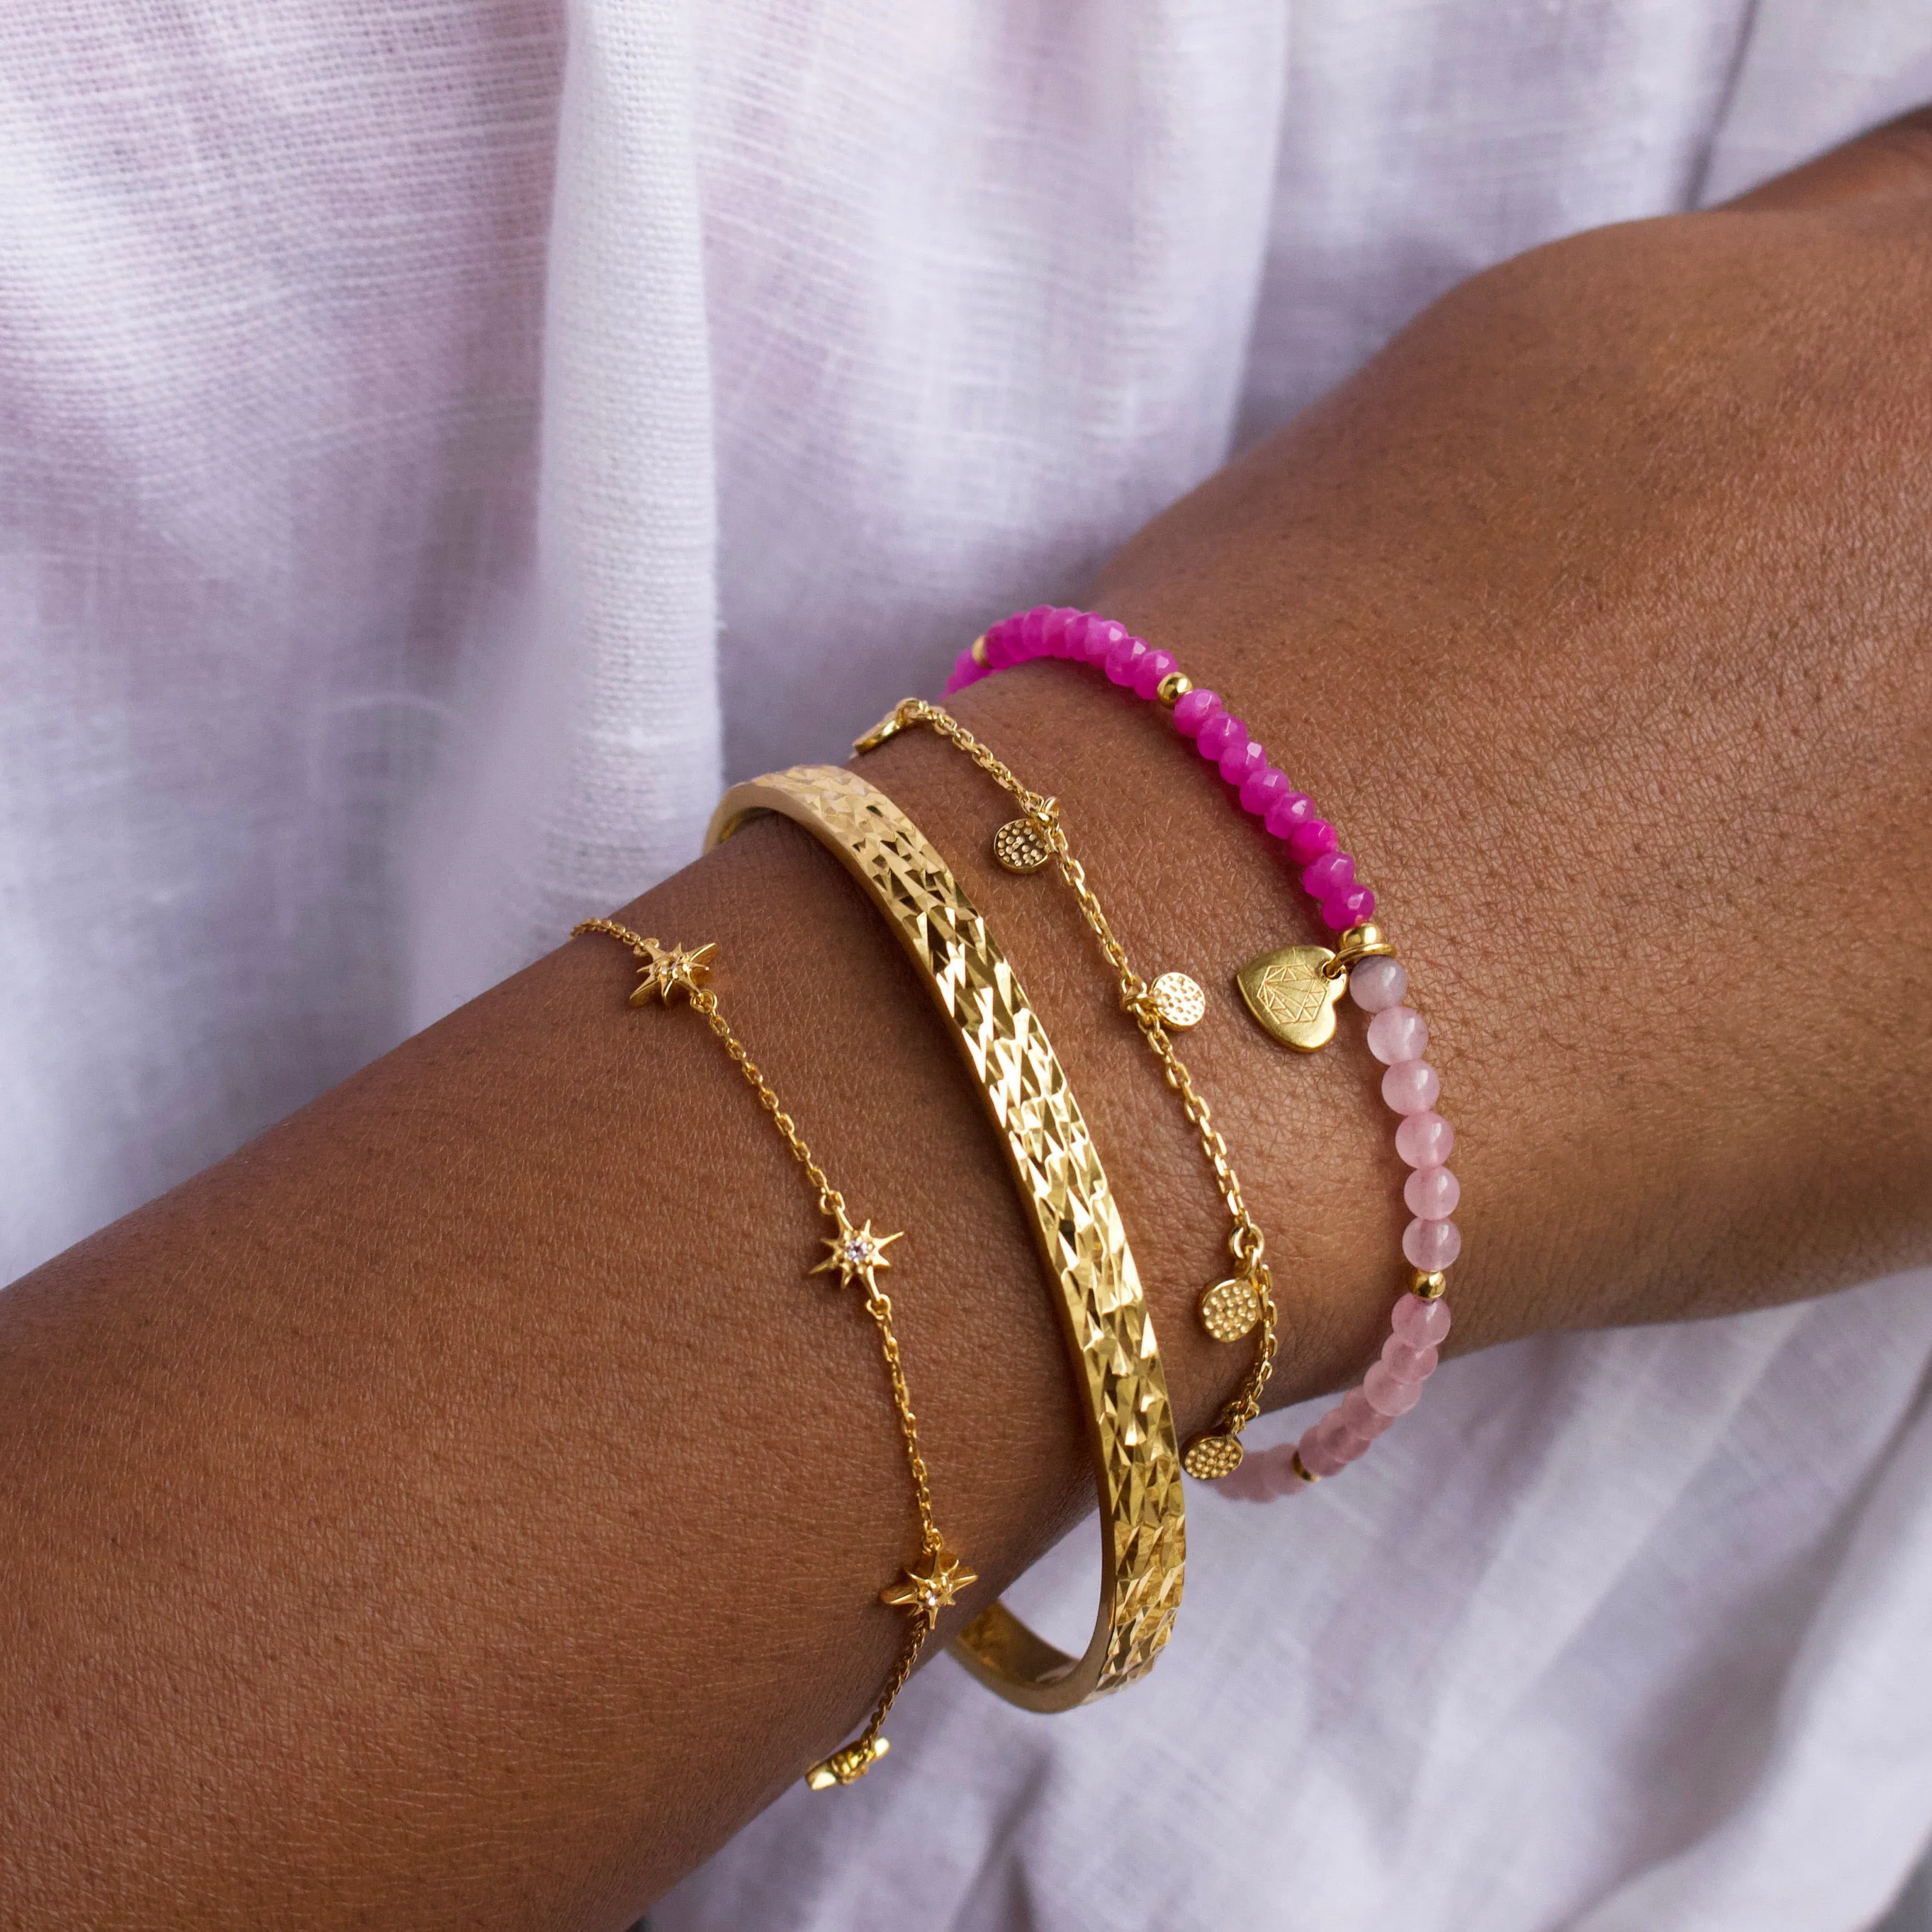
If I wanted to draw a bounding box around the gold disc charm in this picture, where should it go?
[1148,971,1207,1029]
[1198,1274,1262,1343]
[992,817,1053,873]
[1235,943,1348,1051]
[1182,1432,1245,1481]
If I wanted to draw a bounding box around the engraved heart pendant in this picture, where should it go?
[1235,943,1346,1050]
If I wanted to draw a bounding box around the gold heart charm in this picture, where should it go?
[1235,944,1346,1051]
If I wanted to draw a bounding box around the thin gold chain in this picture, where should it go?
[875,702,1280,1447]
[570,916,965,1785]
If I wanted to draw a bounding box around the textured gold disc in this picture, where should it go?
[1149,971,1207,1030]
[1198,1275,1262,1343]
[1182,1433,1245,1481]
[991,818,1053,873]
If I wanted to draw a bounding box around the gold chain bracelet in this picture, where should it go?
[570,919,972,1790]
[855,699,1279,1480]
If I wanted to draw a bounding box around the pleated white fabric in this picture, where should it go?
[1,1,1929,1923]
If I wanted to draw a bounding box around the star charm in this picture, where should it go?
[628,938,719,1006]
[809,1208,904,1291]
[881,1546,977,1624]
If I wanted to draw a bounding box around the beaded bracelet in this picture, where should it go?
[945,607,1460,1500]
[571,919,972,1782]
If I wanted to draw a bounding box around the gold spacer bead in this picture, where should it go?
[1288,1451,1319,1484]
[1155,672,1192,707]
[970,634,989,667]
[1410,1269,1448,1301]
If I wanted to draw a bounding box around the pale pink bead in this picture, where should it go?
[1172,687,1222,736]
[1262,790,1314,838]
[1326,1415,1372,1464]
[1381,1059,1441,1114]
[1392,1293,1452,1347]
[1403,1216,1462,1271]
[1382,1335,1439,1382]
[1349,956,1408,1011]
[1298,1425,1352,1478]
[1363,1361,1425,1416]
[1214,1451,1276,1502]
[1366,1005,1428,1065]
[1395,1109,1453,1167]
[1196,711,1245,760]
[1220,736,1267,785]
[1340,1387,1396,1439]
[1132,647,1177,699]
[1239,766,1292,816]
[1302,850,1355,898]
[1284,818,1337,865]
[1405,1164,1460,1218]
[1104,635,1148,686]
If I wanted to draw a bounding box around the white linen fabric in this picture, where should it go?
[2,1,1930,1925]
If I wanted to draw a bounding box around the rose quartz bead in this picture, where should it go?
[1239,766,1291,816]
[1172,687,1222,736]
[1104,635,1148,686]
[1302,851,1355,898]
[1366,1005,1427,1065]
[1262,790,1314,838]
[1381,1059,1441,1114]
[1196,711,1244,760]
[1404,1164,1460,1218]
[1322,884,1376,929]
[1392,1293,1451,1347]
[1339,1387,1395,1439]
[1382,1335,1439,1381]
[1220,737,1267,785]
[1364,1361,1425,1416]
[1326,1414,1372,1464]
[1403,1216,1462,1271]
[1298,1425,1352,1478]
[1284,818,1337,864]
[1132,647,1177,699]
[1395,1109,1453,1167]
[1349,957,1408,1011]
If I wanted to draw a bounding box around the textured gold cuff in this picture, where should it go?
[707,763,1186,1711]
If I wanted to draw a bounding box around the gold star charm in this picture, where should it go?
[809,1208,904,1291]
[628,938,719,1006]
[881,1546,977,1624]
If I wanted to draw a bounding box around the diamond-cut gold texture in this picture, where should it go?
[709,764,1186,1711]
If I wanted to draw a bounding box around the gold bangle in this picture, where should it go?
[568,919,973,1789]
[707,764,1186,1712]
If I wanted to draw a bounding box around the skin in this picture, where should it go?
[3,111,1930,1931]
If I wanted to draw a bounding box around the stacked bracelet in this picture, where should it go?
[946,606,1463,1500]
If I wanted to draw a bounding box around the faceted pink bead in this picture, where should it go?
[1132,647,1177,699]
[1404,1164,1460,1219]
[1079,617,1125,664]
[1196,712,1243,760]
[1298,1425,1352,1478]
[1393,1293,1452,1347]
[1284,819,1337,865]
[1172,687,1222,736]
[1366,1005,1428,1065]
[1349,957,1408,1011]
[1381,1059,1441,1114]
[1364,1361,1425,1416]
[1038,607,1072,657]
[1262,790,1314,838]
[1017,605,1055,654]
[1322,884,1376,928]
[1302,851,1355,898]
[984,624,1021,669]
[1340,1387,1395,1439]
[1403,1216,1462,1271]
[1395,1109,1453,1167]
[1104,635,1147,686]
[1239,766,1291,816]
[1220,736,1267,785]
[1382,1335,1439,1382]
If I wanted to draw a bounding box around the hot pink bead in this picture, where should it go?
[1364,1361,1425,1416]
[1262,791,1314,838]
[1220,736,1267,785]
[1298,1426,1352,1478]
[1172,687,1222,736]
[983,624,1020,668]
[1104,635,1148,686]
[1366,1005,1428,1065]
[1284,819,1337,865]
[1405,1164,1459,1218]
[1132,648,1177,699]
[1196,711,1244,760]
[1403,1216,1462,1271]
[1349,957,1408,1011]
[1038,607,1072,656]
[1339,1387,1395,1439]
[1321,884,1376,929]
[1381,1059,1441,1114]
[1393,1293,1452,1347]
[1017,605,1055,653]
[1081,617,1127,664]
[1395,1109,1453,1167]
[1302,851,1355,898]
[1239,767,1291,816]
[1382,1334,1439,1381]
